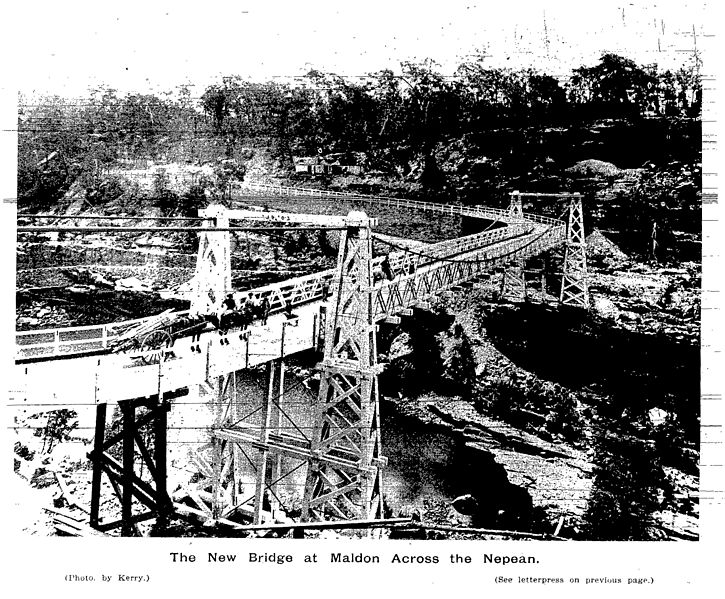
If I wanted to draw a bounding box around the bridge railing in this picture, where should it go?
[15,222,539,360]
[16,183,564,360]
[242,269,336,314]
[240,182,562,227]
[414,223,534,263]
[15,315,160,359]
[372,224,566,320]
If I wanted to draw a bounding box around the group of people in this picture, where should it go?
[183,291,289,351]
[373,254,417,283]
[218,292,271,332]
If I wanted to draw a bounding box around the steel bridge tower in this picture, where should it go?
[302,211,386,521]
[560,194,589,308]
[500,191,527,302]
[500,191,589,309]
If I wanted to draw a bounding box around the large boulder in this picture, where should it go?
[565,159,622,179]
[592,296,619,320]
[586,229,629,268]
[114,276,150,291]
[388,332,414,360]
[451,494,479,516]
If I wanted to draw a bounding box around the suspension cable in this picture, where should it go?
[20,214,211,221]
[17,225,349,233]
[372,224,562,266]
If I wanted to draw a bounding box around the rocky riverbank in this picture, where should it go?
[398,234,697,540]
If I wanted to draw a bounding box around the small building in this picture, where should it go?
[292,153,364,176]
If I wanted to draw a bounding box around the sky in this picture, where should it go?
[1,1,713,98]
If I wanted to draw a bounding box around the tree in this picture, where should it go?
[526,72,567,121]
[582,419,667,540]
[180,183,208,217]
[622,162,700,263]
[368,69,404,150]
[569,53,657,118]
[654,413,697,474]
[542,388,584,442]
[399,60,460,151]
[18,95,88,209]
[201,82,234,135]
[439,323,476,398]
[484,374,528,424]
[152,168,179,215]
[675,54,703,117]
[33,409,79,453]
[211,160,246,200]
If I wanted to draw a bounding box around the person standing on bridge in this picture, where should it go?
[283,301,296,320]
[238,294,252,331]
[219,293,237,337]
[381,254,394,281]
[260,295,270,325]
[222,293,237,313]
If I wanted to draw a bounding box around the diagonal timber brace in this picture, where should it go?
[500,257,527,303]
[88,396,173,536]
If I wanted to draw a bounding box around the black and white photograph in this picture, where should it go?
[1,0,721,593]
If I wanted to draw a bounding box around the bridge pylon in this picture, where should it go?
[560,194,589,308]
[500,259,527,302]
[500,192,527,302]
[508,190,523,220]
[191,204,231,316]
[302,211,386,522]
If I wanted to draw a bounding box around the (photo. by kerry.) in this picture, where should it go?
[9,2,702,542]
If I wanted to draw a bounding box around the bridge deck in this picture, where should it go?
[10,219,564,413]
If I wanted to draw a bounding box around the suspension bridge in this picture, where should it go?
[9,183,589,536]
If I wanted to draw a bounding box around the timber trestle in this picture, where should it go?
[88,394,174,536]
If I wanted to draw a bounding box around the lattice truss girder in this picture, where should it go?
[372,225,565,319]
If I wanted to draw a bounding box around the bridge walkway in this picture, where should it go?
[10,219,563,415]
